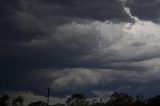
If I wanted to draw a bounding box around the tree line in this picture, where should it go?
[1,92,160,106]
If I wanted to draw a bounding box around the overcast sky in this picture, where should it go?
[1,0,160,105]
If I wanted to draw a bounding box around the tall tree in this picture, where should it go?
[66,94,88,106]
[107,92,133,106]
[12,96,24,106]
[0,95,9,106]
[147,95,160,106]
[27,101,46,106]
[133,95,146,106]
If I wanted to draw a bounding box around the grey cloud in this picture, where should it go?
[2,19,160,70]
[2,0,160,98]
[37,66,160,97]
[126,0,160,22]
[34,0,131,21]
[1,0,129,50]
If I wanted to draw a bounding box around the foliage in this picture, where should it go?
[27,101,46,106]
[66,94,89,106]
[53,103,65,106]
[133,95,146,106]
[2,92,160,106]
[107,92,133,106]
[0,95,9,106]
[12,96,24,106]
[147,95,160,106]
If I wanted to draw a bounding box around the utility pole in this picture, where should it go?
[47,88,50,106]
[100,98,102,106]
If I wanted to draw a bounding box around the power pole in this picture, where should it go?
[100,98,102,106]
[47,88,50,106]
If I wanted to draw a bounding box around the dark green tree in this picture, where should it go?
[133,95,146,106]
[0,95,9,106]
[107,92,133,106]
[12,96,24,106]
[147,95,160,106]
[53,103,65,106]
[66,94,88,106]
[27,101,46,106]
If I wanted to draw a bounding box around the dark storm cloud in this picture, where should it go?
[126,0,160,22]
[0,0,132,51]
[1,0,160,98]
[0,0,46,47]
[34,0,131,21]
[0,20,156,70]
[42,68,160,97]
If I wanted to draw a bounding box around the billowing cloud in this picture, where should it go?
[20,17,160,69]
[126,0,160,22]
[1,0,160,99]
[92,90,113,98]
[38,65,160,97]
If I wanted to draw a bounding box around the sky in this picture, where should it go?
[1,0,160,105]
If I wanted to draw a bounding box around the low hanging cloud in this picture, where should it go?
[23,17,160,70]
[39,63,160,96]
[51,69,102,88]
[92,90,113,98]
